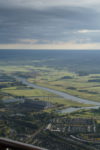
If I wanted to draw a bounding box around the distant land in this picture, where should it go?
[0,49,100,149]
[0,49,100,74]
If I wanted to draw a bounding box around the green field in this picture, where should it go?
[27,68,100,102]
[1,65,100,107]
[1,86,91,108]
[70,108,100,121]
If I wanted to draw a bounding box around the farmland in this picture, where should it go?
[0,50,100,150]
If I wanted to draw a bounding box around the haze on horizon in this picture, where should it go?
[0,0,100,49]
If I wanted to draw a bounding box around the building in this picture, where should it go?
[47,118,97,134]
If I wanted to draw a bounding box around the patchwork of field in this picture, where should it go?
[70,108,100,122]
[1,65,100,105]
[1,50,100,149]
[1,86,91,108]
[27,68,100,102]
[0,67,92,108]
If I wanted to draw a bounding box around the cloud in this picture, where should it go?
[77,29,100,33]
[1,41,100,50]
[18,39,39,44]
[0,1,100,49]
[0,6,98,44]
[0,0,100,9]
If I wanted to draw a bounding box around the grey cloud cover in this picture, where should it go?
[0,0,100,9]
[0,0,100,46]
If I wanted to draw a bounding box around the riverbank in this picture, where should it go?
[14,76,100,114]
[15,76,100,106]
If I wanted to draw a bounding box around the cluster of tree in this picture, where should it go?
[88,79,100,82]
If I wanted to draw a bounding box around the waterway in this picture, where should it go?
[15,76,100,113]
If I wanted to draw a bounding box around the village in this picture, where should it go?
[46,117,97,134]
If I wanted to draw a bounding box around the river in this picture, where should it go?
[15,76,100,113]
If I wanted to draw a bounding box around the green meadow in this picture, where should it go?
[28,68,100,102]
[1,64,100,107]
[1,86,91,108]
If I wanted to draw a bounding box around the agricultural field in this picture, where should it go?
[0,71,90,109]
[27,68,100,102]
[70,108,100,123]
[1,64,100,104]
[1,52,100,107]
[0,50,100,150]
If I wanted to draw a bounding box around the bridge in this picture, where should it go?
[0,138,47,150]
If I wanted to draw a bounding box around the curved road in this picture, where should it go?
[15,76,100,106]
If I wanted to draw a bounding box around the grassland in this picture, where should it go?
[27,68,100,102]
[1,65,100,106]
[1,86,51,97]
[0,65,31,73]
[70,108,100,122]
[1,86,91,108]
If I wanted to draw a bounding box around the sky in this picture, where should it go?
[0,0,100,49]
